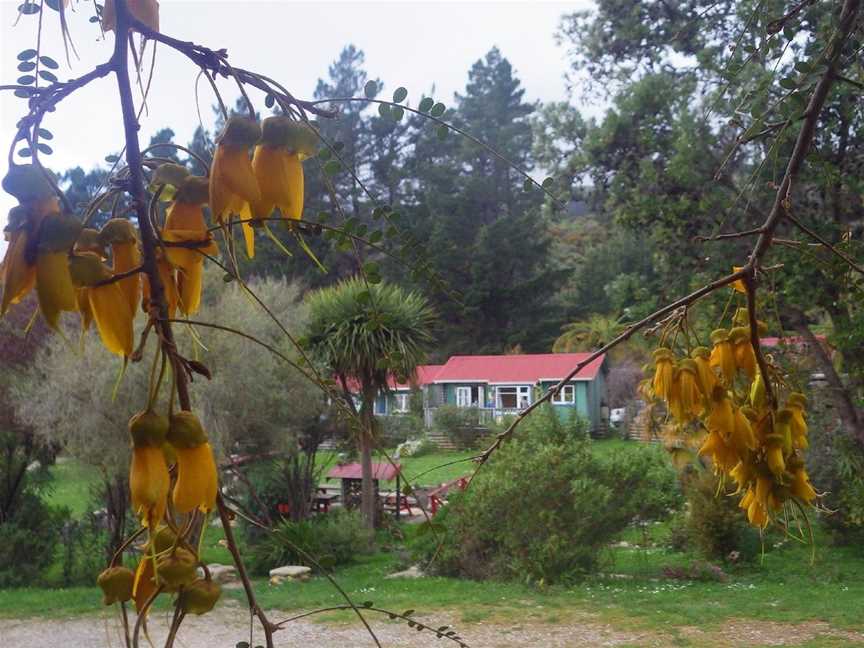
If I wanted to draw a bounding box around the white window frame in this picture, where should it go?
[393,392,410,413]
[517,386,531,409]
[455,386,472,408]
[373,396,388,416]
[552,384,575,404]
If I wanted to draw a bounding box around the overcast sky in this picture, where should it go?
[0,0,594,248]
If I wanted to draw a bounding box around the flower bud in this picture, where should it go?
[97,566,135,605]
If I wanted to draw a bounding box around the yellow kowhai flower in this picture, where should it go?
[764,441,786,476]
[750,373,767,411]
[102,0,160,33]
[669,359,702,423]
[209,117,261,258]
[167,412,218,514]
[252,116,317,224]
[731,406,757,451]
[709,329,736,384]
[731,265,747,294]
[128,410,171,528]
[698,428,739,472]
[68,253,134,357]
[1,221,37,316]
[786,392,809,450]
[790,466,816,503]
[729,327,757,380]
[730,461,755,493]
[163,177,217,316]
[707,385,735,439]
[690,346,717,398]
[652,348,675,403]
[99,219,141,320]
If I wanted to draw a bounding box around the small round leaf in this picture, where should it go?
[17,49,38,61]
[37,143,53,155]
[418,97,434,113]
[364,80,377,99]
[390,106,404,121]
[17,75,36,85]
[522,178,533,192]
[13,89,32,98]
[18,3,40,15]
[264,94,275,108]
[429,102,446,117]
[38,70,58,83]
[541,177,555,189]
[17,61,36,72]
[323,160,342,176]
[37,128,53,140]
[436,125,449,140]
[17,147,32,158]
[392,86,408,103]
[377,103,390,119]
[39,55,59,69]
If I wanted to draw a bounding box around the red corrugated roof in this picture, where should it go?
[328,462,401,481]
[433,353,605,384]
[342,364,443,392]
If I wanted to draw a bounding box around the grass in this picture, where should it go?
[318,449,479,490]
[43,459,101,518]
[11,441,863,641]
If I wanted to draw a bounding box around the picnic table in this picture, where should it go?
[327,462,406,519]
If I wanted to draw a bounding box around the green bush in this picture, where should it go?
[379,414,424,446]
[0,492,68,587]
[415,406,681,583]
[674,468,762,562]
[247,509,372,575]
[434,405,482,449]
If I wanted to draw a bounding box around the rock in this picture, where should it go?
[269,565,312,580]
[269,575,284,586]
[207,564,238,584]
[385,565,425,580]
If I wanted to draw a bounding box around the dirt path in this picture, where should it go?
[3,604,863,648]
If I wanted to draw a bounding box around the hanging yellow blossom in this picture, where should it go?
[209,117,261,258]
[690,346,717,398]
[99,219,141,319]
[167,411,218,514]
[729,326,757,380]
[652,348,675,402]
[128,409,170,528]
[786,392,809,450]
[669,359,702,423]
[709,329,736,384]
[68,253,134,356]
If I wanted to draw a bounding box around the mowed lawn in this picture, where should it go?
[8,441,863,644]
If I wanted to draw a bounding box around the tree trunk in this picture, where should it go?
[788,315,863,444]
[359,431,375,531]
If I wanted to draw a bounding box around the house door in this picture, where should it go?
[455,386,472,408]
[517,386,531,409]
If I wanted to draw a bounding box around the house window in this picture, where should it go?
[455,386,472,408]
[373,395,388,415]
[552,384,575,404]
[393,392,410,413]
[497,386,530,409]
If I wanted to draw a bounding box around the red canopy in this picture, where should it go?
[328,462,401,481]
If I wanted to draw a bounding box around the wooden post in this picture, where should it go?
[395,472,401,522]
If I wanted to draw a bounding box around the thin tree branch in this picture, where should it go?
[785,212,864,276]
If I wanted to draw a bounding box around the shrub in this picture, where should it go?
[675,468,762,562]
[434,405,482,449]
[379,414,424,446]
[415,406,681,583]
[395,436,438,458]
[0,492,68,587]
[247,509,371,575]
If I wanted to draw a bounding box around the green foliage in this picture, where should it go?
[0,492,68,587]
[379,414,424,446]
[416,410,681,583]
[433,405,481,450]
[675,468,762,563]
[247,510,371,575]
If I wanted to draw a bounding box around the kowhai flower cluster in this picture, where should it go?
[643,309,816,529]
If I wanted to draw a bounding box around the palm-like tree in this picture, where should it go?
[553,314,626,355]
[305,278,435,529]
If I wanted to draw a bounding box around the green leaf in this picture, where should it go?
[17,147,32,158]
[39,55,59,69]
[357,290,372,305]
[317,147,331,161]
[14,89,32,98]
[317,210,331,222]
[235,642,250,648]
[390,106,404,121]
[18,3,40,15]
[36,143,53,155]
[429,102,446,117]
[364,80,377,99]
[89,15,99,22]
[369,231,383,244]
[223,273,235,283]
[403,609,415,617]
[522,178,533,192]
[388,211,401,223]
[377,103,390,119]
[38,70,58,83]
[17,61,35,72]
[264,94,275,108]
[392,86,408,103]
[541,177,555,189]
[363,261,380,275]
[17,49,37,61]
[323,160,342,176]
[372,206,388,220]
[105,154,120,163]
[17,75,36,85]
[333,141,345,152]
[418,97,434,113]
[779,77,797,90]
[436,125,449,140]
[45,0,61,11]
[37,128,53,140]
